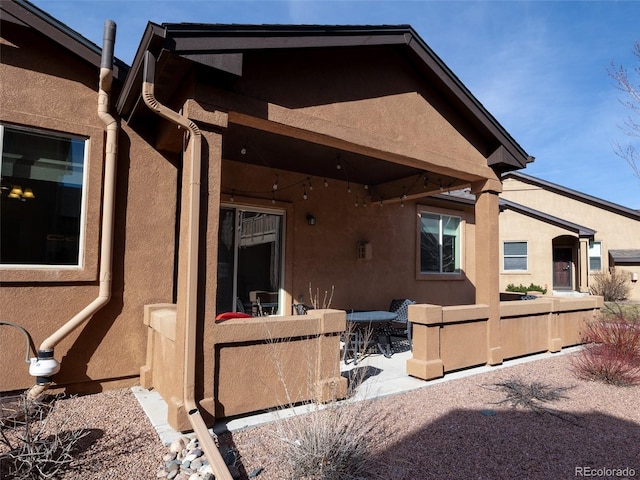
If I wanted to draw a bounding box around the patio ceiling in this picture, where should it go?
[221,122,465,201]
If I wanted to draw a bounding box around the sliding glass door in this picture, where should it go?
[216,206,284,315]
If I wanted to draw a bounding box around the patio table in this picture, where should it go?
[344,310,398,364]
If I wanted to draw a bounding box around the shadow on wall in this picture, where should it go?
[369,408,640,479]
[55,132,132,394]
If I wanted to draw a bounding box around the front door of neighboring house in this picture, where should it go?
[553,247,573,290]
[216,206,284,315]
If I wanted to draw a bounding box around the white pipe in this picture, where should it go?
[27,20,118,400]
[142,51,233,480]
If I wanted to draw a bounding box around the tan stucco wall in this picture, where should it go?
[499,208,575,292]
[501,177,640,300]
[0,23,178,393]
[408,297,602,381]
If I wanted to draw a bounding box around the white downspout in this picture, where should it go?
[141,51,233,480]
[28,20,118,400]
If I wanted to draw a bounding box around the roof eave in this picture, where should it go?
[4,0,128,82]
[500,198,596,237]
[503,171,640,220]
[116,23,531,169]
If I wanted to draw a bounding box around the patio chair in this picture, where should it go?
[292,303,313,315]
[388,298,416,347]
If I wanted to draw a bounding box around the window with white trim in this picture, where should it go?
[1,124,87,266]
[503,241,528,271]
[419,211,461,274]
[589,241,602,272]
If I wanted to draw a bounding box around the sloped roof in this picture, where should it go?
[503,171,640,221]
[116,22,531,172]
[2,0,128,82]
[499,198,596,238]
[609,250,640,263]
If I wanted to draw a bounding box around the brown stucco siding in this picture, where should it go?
[0,22,178,392]
[194,48,494,182]
[220,160,477,310]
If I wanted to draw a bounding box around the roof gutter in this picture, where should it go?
[141,50,233,480]
[28,20,118,400]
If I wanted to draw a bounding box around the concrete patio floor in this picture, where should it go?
[132,342,581,446]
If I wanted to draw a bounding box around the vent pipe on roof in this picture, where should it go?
[27,20,119,400]
[141,51,233,480]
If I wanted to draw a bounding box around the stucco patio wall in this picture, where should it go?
[407,296,603,380]
[141,305,347,431]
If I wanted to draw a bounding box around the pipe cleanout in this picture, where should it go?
[27,20,118,400]
[141,51,233,480]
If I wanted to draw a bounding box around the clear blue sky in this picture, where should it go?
[31,0,640,209]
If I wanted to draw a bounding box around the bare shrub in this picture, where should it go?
[488,379,572,412]
[1,394,88,479]
[273,402,376,480]
[589,268,631,301]
[571,312,640,386]
[261,310,381,479]
[308,283,334,309]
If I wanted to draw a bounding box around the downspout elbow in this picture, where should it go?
[142,50,231,480]
[27,20,118,400]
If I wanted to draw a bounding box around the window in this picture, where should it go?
[419,211,461,274]
[589,241,602,272]
[503,241,528,271]
[1,125,87,266]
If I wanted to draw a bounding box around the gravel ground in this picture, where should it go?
[2,352,639,479]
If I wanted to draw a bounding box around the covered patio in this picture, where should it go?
[117,23,532,431]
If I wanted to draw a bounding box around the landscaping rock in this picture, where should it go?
[157,437,233,480]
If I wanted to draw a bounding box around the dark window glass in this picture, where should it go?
[1,126,86,265]
[420,212,460,274]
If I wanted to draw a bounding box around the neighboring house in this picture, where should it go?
[2,0,533,430]
[499,171,640,301]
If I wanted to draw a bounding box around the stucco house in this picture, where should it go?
[3,1,602,452]
[500,171,640,300]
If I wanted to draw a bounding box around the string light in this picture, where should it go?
[303,185,308,200]
[347,181,351,193]
[230,189,235,202]
[272,174,279,191]
[324,178,329,187]
[355,196,359,207]
[308,178,313,190]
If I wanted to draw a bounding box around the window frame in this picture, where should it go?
[588,240,603,272]
[0,121,102,283]
[502,241,529,272]
[416,205,465,280]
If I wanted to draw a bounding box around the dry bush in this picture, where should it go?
[488,379,572,413]
[485,378,578,424]
[308,283,335,309]
[272,402,376,480]
[589,268,631,301]
[571,310,640,386]
[1,394,88,479]
[261,313,380,479]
